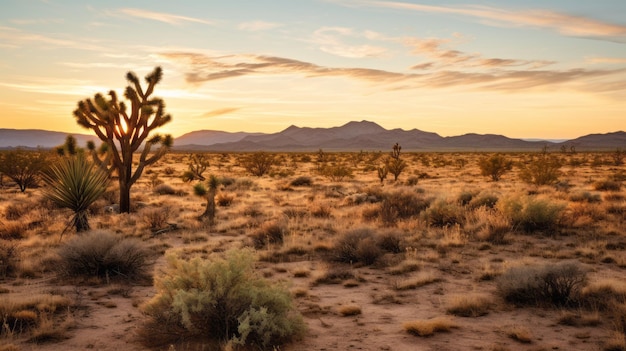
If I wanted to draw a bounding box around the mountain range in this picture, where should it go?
[1,121,624,151]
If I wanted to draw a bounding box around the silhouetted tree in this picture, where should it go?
[73,67,172,213]
[0,148,49,192]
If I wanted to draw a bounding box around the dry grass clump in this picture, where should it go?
[446,294,492,317]
[0,221,28,240]
[557,310,601,327]
[497,261,587,307]
[338,304,362,316]
[467,207,511,244]
[0,240,19,278]
[394,271,442,290]
[153,183,186,196]
[580,279,626,310]
[216,192,235,206]
[506,325,533,343]
[604,332,626,351]
[388,259,421,275]
[290,176,313,187]
[0,293,73,342]
[57,230,154,282]
[594,179,622,192]
[312,265,358,286]
[402,317,458,337]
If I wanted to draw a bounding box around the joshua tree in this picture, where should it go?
[73,66,172,213]
[42,154,109,232]
[386,143,407,182]
[182,153,209,182]
[194,175,219,222]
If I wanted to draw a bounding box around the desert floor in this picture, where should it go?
[1,151,625,351]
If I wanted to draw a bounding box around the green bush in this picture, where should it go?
[141,249,305,349]
[497,262,587,307]
[57,230,153,281]
[498,195,565,232]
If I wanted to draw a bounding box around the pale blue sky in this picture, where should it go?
[1,0,625,138]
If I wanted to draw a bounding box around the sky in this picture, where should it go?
[1,1,625,140]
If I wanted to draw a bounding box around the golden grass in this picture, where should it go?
[394,271,442,290]
[403,317,458,337]
[506,325,533,344]
[338,304,362,316]
[446,294,492,317]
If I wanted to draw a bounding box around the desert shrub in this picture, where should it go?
[0,293,72,338]
[376,230,404,253]
[457,191,475,206]
[290,176,313,187]
[332,228,377,265]
[241,152,275,177]
[468,192,499,209]
[0,240,19,278]
[422,199,465,227]
[469,207,512,244]
[141,207,170,230]
[497,261,587,307]
[57,230,153,281]
[379,189,430,225]
[0,148,49,192]
[141,249,305,349]
[478,154,513,181]
[594,179,621,192]
[519,154,562,185]
[250,221,286,249]
[498,195,565,232]
[319,163,353,181]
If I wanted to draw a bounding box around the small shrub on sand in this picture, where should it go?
[580,279,626,310]
[446,294,492,317]
[140,249,305,349]
[57,230,153,282]
[140,207,170,230]
[497,261,587,307]
[379,189,430,225]
[0,220,28,240]
[332,228,385,265]
[290,176,313,187]
[403,317,457,337]
[594,179,621,192]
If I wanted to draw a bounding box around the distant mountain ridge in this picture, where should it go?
[1,122,624,151]
[0,129,99,149]
[174,121,626,151]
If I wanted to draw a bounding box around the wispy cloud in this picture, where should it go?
[312,27,388,58]
[202,107,241,118]
[238,21,282,31]
[587,57,626,64]
[334,0,626,42]
[159,51,624,94]
[118,8,213,25]
[0,25,107,51]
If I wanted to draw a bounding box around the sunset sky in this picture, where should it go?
[1,1,625,139]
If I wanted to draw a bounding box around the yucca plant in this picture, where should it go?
[42,154,109,232]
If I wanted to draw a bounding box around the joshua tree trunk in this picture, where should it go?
[199,188,216,222]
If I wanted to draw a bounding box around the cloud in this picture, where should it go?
[118,8,212,25]
[238,21,282,31]
[0,25,108,51]
[587,57,626,64]
[334,0,626,42]
[312,27,388,58]
[159,51,624,94]
[202,107,241,118]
